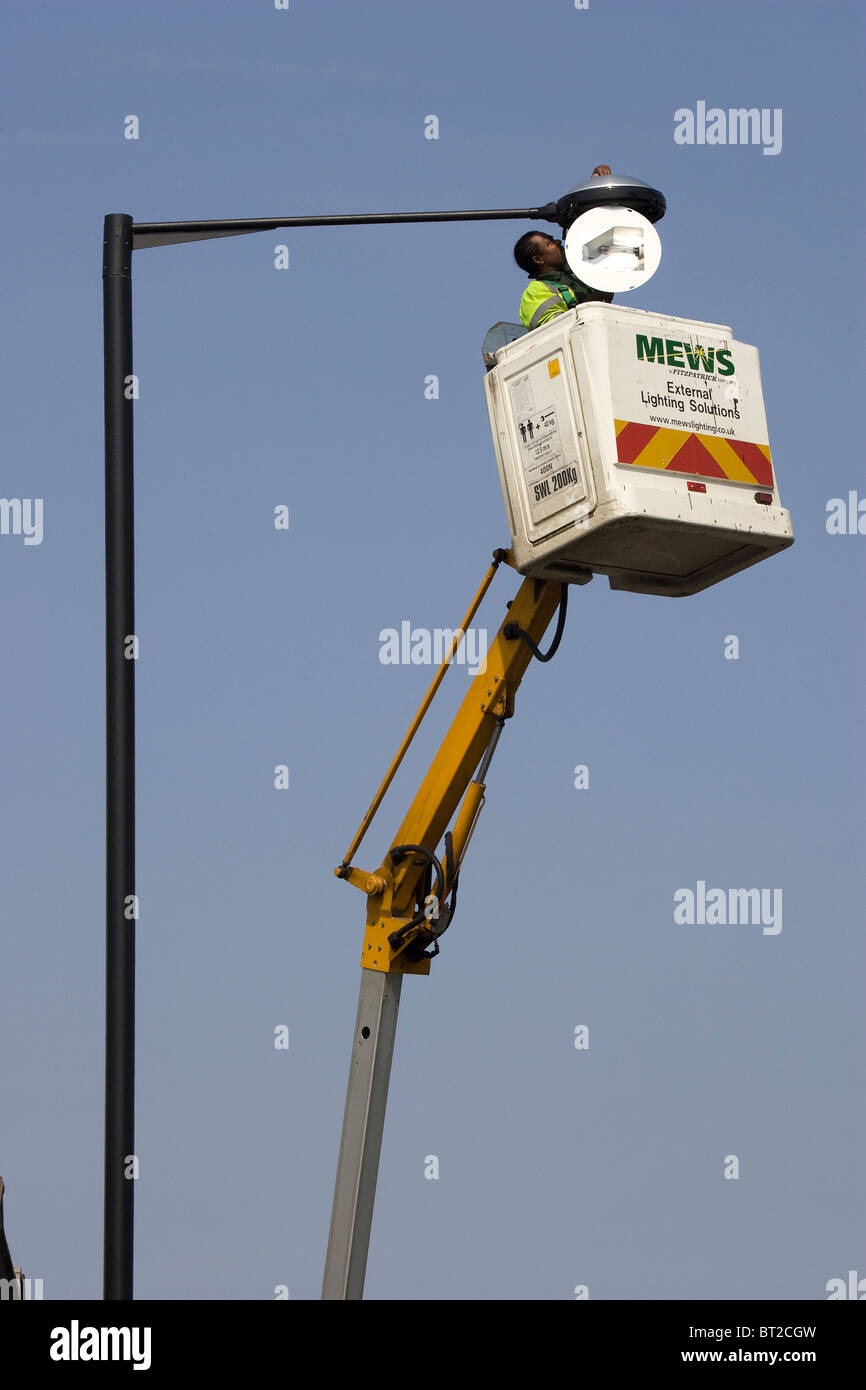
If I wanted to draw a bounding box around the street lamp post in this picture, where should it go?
[101,178,664,1299]
[101,200,548,1302]
[102,213,136,1303]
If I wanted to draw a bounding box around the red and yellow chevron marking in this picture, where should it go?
[614,419,774,488]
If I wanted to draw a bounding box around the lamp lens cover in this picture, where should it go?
[564,206,661,292]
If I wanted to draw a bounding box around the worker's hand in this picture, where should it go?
[591,164,611,177]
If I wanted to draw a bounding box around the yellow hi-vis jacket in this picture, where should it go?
[519,272,611,331]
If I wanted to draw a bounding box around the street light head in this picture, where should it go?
[564,205,662,293]
[550,174,666,294]
[554,173,666,231]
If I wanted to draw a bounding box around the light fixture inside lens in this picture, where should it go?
[565,206,661,293]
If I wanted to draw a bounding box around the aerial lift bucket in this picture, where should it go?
[483,302,793,596]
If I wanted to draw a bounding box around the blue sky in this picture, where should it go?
[1,0,863,1300]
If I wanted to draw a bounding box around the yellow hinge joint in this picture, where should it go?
[336,864,391,896]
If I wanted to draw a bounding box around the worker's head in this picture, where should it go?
[513,230,566,277]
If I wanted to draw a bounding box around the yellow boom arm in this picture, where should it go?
[335,550,562,975]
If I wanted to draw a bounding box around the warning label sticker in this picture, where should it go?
[516,406,569,522]
[509,365,585,526]
[511,372,535,418]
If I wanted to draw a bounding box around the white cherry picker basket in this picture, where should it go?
[483,302,793,596]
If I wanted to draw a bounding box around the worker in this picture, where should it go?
[514,164,614,331]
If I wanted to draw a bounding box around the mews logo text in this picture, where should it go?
[636,335,735,376]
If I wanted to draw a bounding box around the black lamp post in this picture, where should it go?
[101,175,666,1300]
